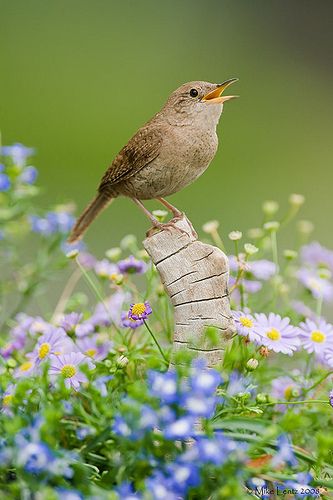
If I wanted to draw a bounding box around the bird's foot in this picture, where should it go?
[146,219,191,238]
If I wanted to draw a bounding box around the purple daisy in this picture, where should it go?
[233,310,262,343]
[128,302,152,321]
[13,360,37,379]
[297,268,333,302]
[94,259,118,279]
[117,255,146,274]
[49,353,95,390]
[28,328,75,364]
[248,259,277,280]
[271,376,301,412]
[76,336,112,361]
[298,318,333,355]
[301,241,333,271]
[120,311,144,329]
[254,313,300,355]
[59,312,83,333]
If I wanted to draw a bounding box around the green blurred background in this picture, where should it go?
[1,0,333,254]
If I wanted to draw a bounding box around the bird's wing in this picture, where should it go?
[99,125,163,190]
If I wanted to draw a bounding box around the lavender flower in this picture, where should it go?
[298,318,333,355]
[94,259,118,278]
[128,301,152,320]
[248,259,277,280]
[297,268,333,302]
[60,312,83,333]
[29,328,74,363]
[117,255,146,274]
[254,313,300,355]
[75,322,95,337]
[120,311,144,329]
[49,353,95,390]
[13,360,37,379]
[76,336,112,361]
[233,311,262,343]
[271,376,301,412]
[301,241,333,271]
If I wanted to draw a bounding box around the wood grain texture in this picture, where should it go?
[143,215,235,367]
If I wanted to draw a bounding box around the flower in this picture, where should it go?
[233,311,262,343]
[248,259,277,280]
[271,434,297,467]
[148,370,178,404]
[254,313,300,355]
[182,393,217,418]
[18,441,54,473]
[19,165,38,184]
[117,255,146,274]
[229,230,242,241]
[2,143,35,167]
[75,322,95,337]
[128,302,152,320]
[76,336,112,361]
[271,376,301,412]
[297,268,333,302]
[49,353,95,390]
[284,473,319,499]
[329,390,333,408]
[120,311,144,329]
[14,360,36,378]
[0,173,11,192]
[29,328,74,363]
[298,318,333,355]
[94,259,118,278]
[60,312,83,333]
[164,416,195,440]
[189,361,222,395]
[301,241,333,271]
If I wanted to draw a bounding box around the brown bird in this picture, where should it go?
[68,79,238,243]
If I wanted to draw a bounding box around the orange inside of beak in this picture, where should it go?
[202,78,239,104]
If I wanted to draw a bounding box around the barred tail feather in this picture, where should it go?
[68,193,113,243]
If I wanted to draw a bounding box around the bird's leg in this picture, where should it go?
[157,197,183,219]
[157,198,197,239]
[132,198,192,237]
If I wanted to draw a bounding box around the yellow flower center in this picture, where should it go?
[3,395,13,406]
[266,328,281,341]
[19,361,33,372]
[240,317,253,328]
[61,364,77,378]
[131,303,146,316]
[38,342,51,359]
[284,386,294,400]
[85,348,97,358]
[311,330,326,343]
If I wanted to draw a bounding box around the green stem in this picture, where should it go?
[75,257,121,334]
[316,292,323,318]
[271,230,279,273]
[304,371,333,394]
[143,319,168,365]
[261,399,329,406]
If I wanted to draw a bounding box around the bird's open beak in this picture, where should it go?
[202,78,239,104]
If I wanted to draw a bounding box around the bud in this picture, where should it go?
[136,249,150,261]
[283,249,298,261]
[263,221,280,232]
[202,220,219,234]
[116,355,129,367]
[247,228,264,239]
[110,273,124,285]
[120,234,137,250]
[66,249,79,259]
[236,391,251,402]
[244,243,259,256]
[256,393,269,404]
[152,209,168,222]
[289,193,305,207]
[246,358,259,371]
[318,268,331,280]
[105,247,122,261]
[297,220,314,235]
[228,230,242,241]
[262,200,279,216]
[259,346,270,357]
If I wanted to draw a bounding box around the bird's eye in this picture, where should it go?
[189,88,198,98]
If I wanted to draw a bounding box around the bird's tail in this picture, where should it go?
[68,192,113,243]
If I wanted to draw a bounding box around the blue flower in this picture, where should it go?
[29,215,56,235]
[195,436,226,464]
[115,482,142,499]
[182,393,217,418]
[0,173,11,192]
[148,370,178,404]
[272,434,298,467]
[19,165,38,184]
[189,365,222,396]
[55,489,84,500]
[166,461,201,494]
[18,441,54,473]
[47,211,75,233]
[2,143,35,167]
[164,416,195,440]
[146,472,178,500]
[284,473,319,498]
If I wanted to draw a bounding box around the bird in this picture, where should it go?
[68,79,238,243]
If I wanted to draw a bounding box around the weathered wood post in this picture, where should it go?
[143,215,235,367]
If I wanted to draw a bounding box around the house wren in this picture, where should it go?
[68,79,238,243]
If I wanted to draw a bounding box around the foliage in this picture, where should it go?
[0,144,333,499]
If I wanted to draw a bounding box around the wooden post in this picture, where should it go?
[143,215,235,367]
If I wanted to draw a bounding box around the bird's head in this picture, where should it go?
[162,79,238,127]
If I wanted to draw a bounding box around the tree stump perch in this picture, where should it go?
[143,215,235,367]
